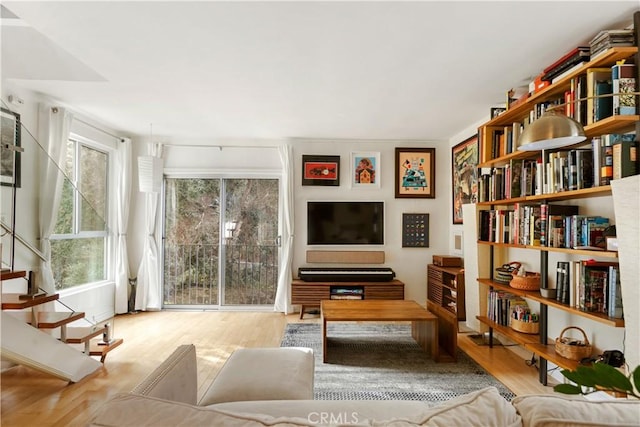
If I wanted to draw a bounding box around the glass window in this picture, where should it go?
[50,137,109,290]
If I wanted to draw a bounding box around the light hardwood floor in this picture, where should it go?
[1,311,556,426]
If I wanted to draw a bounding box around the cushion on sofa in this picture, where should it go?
[199,347,314,406]
[88,393,321,427]
[512,393,640,427]
[130,344,197,405]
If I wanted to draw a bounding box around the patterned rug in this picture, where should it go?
[280,322,515,403]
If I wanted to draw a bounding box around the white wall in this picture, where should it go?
[1,84,120,322]
[291,139,448,304]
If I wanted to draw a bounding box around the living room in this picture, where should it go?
[2,2,640,425]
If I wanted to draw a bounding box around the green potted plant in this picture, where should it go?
[554,363,640,399]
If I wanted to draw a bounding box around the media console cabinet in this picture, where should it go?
[291,279,405,319]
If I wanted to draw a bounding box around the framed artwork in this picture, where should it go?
[350,151,380,188]
[452,134,479,224]
[394,147,435,198]
[301,155,340,186]
[490,107,506,119]
[402,213,429,248]
[1,107,21,188]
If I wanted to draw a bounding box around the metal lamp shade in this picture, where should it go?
[517,110,587,151]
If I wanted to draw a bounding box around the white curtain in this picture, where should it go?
[274,144,294,313]
[37,105,73,293]
[135,143,163,311]
[114,138,132,313]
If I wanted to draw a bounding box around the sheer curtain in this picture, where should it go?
[274,144,293,313]
[114,138,132,313]
[37,105,73,293]
[135,143,163,311]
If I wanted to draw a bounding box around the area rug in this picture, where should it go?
[280,322,515,403]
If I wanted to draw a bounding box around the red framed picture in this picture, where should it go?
[302,155,340,186]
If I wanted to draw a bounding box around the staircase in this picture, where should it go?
[1,270,123,381]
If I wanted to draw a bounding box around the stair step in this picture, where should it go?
[5,311,86,328]
[1,292,59,310]
[1,270,27,281]
[89,338,123,362]
[65,326,106,344]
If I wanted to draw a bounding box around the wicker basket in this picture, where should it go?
[495,262,521,285]
[555,326,593,361]
[510,271,541,291]
[510,318,539,334]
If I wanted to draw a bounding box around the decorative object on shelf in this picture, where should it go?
[540,288,557,299]
[1,107,22,187]
[510,267,541,291]
[510,318,540,334]
[401,213,429,248]
[517,109,587,151]
[494,262,521,285]
[490,107,506,118]
[394,147,435,198]
[451,135,478,223]
[555,326,593,361]
[301,155,340,186]
[350,151,380,188]
[554,363,640,399]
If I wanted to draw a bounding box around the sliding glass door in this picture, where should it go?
[163,177,279,308]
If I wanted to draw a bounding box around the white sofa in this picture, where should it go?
[89,345,640,427]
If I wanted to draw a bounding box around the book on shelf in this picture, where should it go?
[600,135,614,185]
[555,261,570,305]
[612,133,639,180]
[589,29,635,59]
[578,260,619,315]
[542,46,590,82]
[607,264,623,319]
[594,79,613,122]
[586,68,613,125]
[575,149,594,190]
[611,61,637,116]
[540,204,579,248]
[592,137,602,186]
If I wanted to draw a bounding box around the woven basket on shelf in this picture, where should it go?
[555,326,593,361]
[510,318,539,334]
[495,262,521,285]
[510,270,541,291]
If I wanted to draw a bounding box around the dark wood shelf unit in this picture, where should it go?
[427,264,465,361]
[291,279,404,318]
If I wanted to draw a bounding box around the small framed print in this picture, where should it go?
[490,107,506,119]
[395,147,435,198]
[402,213,429,248]
[302,155,340,186]
[350,151,380,188]
[1,107,21,187]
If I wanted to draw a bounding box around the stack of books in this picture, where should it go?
[541,46,590,83]
[589,29,635,58]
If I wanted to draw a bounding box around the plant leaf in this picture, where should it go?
[633,366,640,393]
[554,383,582,394]
[592,363,633,392]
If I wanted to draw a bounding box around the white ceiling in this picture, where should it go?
[2,1,639,144]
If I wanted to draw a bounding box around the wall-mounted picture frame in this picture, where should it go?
[452,134,478,224]
[350,151,380,188]
[394,147,435,198]
[1,107,21,188]
[490,107,506,119]
[402,213,429,248]
[301,155,340,186]
[452,230,464,256]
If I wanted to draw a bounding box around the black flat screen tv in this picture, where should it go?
[307,201,384,245]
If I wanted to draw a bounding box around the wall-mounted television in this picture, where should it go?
[307,201,384,245]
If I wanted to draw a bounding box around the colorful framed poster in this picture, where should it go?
[1,107,21,188]
[452,134,478,224]
[350,151,380,188]
[301,155,340,186]
[394,147,435,198]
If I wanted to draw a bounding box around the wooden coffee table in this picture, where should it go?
[320,299,439,363]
